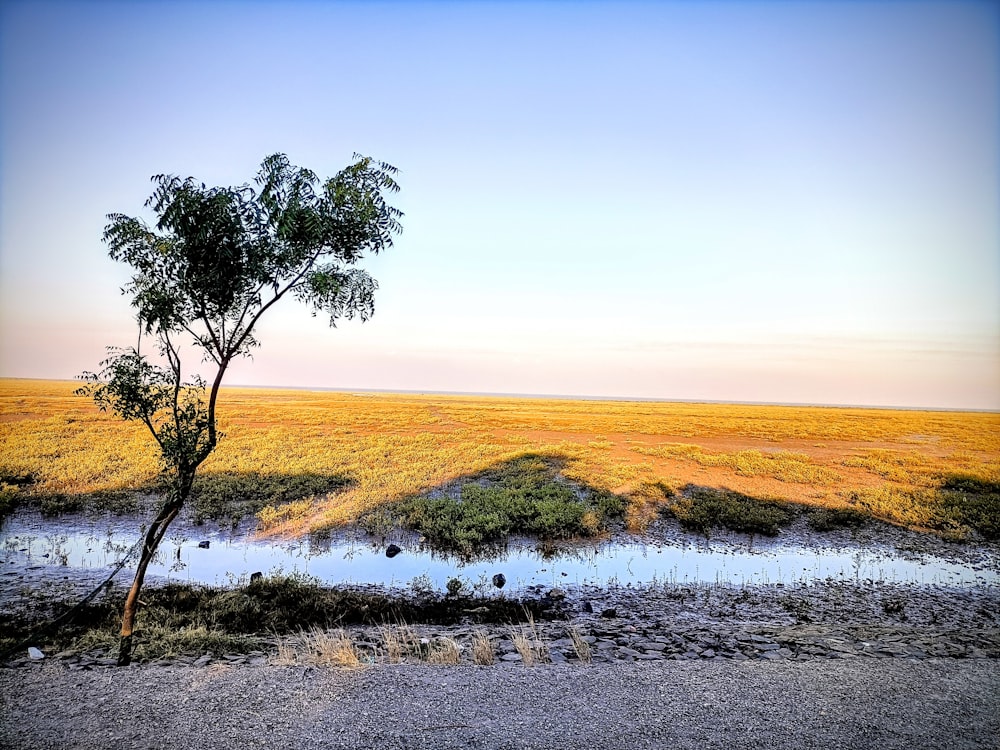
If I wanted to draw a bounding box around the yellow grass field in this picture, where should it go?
[1,378,998,538]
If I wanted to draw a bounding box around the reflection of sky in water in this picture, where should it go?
[1,514,996,590]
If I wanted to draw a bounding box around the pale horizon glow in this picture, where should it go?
[1,1,998,410]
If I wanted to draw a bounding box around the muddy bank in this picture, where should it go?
[3,576,997,669]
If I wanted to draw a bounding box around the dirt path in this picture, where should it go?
[2,659,997,750]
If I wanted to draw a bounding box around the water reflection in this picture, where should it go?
[0,513,995,590]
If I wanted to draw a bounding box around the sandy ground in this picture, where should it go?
[2,659,998,750]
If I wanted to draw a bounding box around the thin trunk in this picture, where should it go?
[117,471,192,666]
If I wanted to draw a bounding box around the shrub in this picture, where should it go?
[667,487,796,536]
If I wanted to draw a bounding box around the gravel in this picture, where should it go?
[2,659,998,749]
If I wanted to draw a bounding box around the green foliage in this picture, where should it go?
[77,350,211,472]
[388,455,626,553]
[0,468,36,520]
[80,153,402,481]
[807,507,868,532]
[667,487,796,536]
[189,471,352,524]
[936,475,1000,540]
[846,476,999,540]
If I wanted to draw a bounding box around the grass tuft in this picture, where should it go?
[568,626,592,664]
[426,637,461,665]
[472,630,495,665]
[303,628,363,668]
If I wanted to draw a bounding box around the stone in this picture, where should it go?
[250,571,263,583]
[600,608,617,619]
[581,601,594,614]
[492,573,506,589]
[27,647,44,660]
[192,654,212,667]
[197,540,210,549]
[547,588,566,601]
[500,653,522,662]
[385,544,401,559]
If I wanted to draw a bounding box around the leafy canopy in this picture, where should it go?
[79,153,402,472]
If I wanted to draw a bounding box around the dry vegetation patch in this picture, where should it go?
[2,379,998,540]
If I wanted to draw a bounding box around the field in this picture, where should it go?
[1,378,999,542]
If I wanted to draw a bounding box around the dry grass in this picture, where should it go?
[511,631,535,666]
[270,637,299,666]
[472,630,495,666]
[301,628,363,668]
[380,623,418,664]
[568,626,592,664]
[511,613,548,666]
[2,378,998,537]
[426,637,462,665]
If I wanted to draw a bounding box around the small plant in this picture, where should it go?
[472,630,495,665]
[568,626,591,664]
[512,631,535,666]
[511,612,548,666]
[303,628,362,668]
[271,636,299,666]
[882,596,907,619]
[408,574,435,596]
[426,637,461,665]
[446,577,464,597]
[380,622,418,664]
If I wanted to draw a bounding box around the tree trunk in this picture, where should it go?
[117,474,191,666]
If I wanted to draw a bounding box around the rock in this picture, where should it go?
[385,544,401,559]
[600,608,617,619]
[192,654,212,667]
[492,573,506,589]
[581,601,594,614]
[27,647,44,661]
[500,653,522,662]
[197,540,210,549]
[250,571,263,583]
[547,588,566,601]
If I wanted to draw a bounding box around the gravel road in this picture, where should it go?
[2,659,997,750]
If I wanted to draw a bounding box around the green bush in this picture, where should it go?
[667,487,796,536]
[390,455,626,553]
[808,507,868,532]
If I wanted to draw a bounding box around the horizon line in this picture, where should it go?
[5,376,996,414]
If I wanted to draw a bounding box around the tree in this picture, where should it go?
[77,153,402,665]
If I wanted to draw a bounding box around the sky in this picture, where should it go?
[0,1,997,410]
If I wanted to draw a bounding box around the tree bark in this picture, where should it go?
[117,473,191,666]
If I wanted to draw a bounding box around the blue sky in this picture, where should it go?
[1,0,997,409]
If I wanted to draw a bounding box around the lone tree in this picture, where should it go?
[78,153,402,665]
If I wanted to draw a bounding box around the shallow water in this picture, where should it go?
[1,513,996,592]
